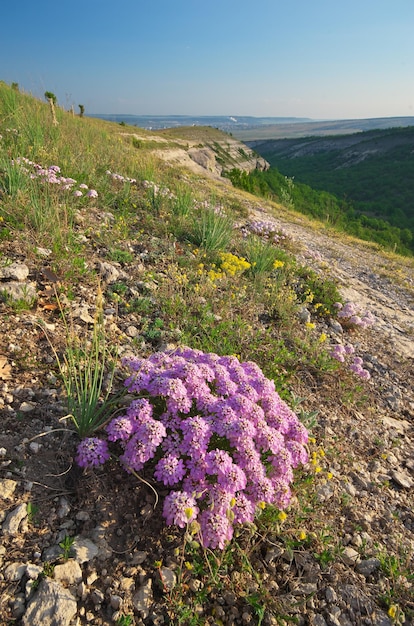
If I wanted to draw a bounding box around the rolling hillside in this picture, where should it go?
[246,126,414,252]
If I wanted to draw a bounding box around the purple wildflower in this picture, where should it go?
[154,454,186,486]
[76,438,110,468]
[163,491,199,528]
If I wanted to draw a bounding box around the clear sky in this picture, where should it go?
[2,0,414,120]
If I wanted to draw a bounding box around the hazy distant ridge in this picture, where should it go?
[88,114,414,139]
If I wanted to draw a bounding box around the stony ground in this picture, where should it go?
[0,188,413,626]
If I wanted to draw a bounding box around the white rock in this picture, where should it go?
[2,502,28,535]
[4,562,27,581]
[0,478,17,499]
[341,546,361,565]
[22,578,77,626]
[72,537,99,564]
[133,578,153,617]
[54,560,83,585]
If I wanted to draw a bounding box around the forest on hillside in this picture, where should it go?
[233,126,414,255]
[226,163,414,256]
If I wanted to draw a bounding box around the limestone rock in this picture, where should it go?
[22,578,77,626]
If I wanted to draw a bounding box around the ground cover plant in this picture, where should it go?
[0,81,413,625]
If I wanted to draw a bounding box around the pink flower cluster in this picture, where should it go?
[76,348,309,550]
[240,219,288,244]
[334,302,376,329]
[330,343,371,380]
[106,169,137,184]
[11,157,98,198]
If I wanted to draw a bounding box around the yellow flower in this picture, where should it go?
[257,501,266,510]
[185,507,194,520]
[319,333,327,342]
[184,561,194,570]
[305,322,316,330]
[278,511,288,522]
[388,605,398,620]
[315,466,322,473]
[298,530,307,541]
[273,259,285,269]
[326,472,333,480]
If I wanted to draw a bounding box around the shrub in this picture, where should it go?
[76,347,309,550]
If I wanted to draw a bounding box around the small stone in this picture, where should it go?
[75,510,90,522]
[98,262,121,284]
[391,469,414,489]
[72,537,99,563]
[110,594,122,610]
[86,571,98,586]
[53,560,83,585]
[341,546,361,565]
[329,319,343,334]
[19,401,37,413]
[22,578,77,626]
[57,498,71,518]
[4,562,27,581]
[291,582,318,596]
[356,558,381,577]
[1,281,37,302]
[325,587,337,603]
[316,483,334,501]
[36,247,52,257]
[26,564,43,579]
[91,588,105,605]
[0,478,17,499]
[2,502,28,535]
[0,262,30,281]
[126,325,139,338]
[131,550,148,565]
[159,566,177,592]
[133,578,153,618]
[29,441,41,453]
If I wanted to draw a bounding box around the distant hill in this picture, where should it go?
[88,114,414,139]
[245,126,414,246]
[87,114,312,133]
[234,117,414,140]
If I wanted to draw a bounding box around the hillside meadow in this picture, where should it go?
[0,82,413,625]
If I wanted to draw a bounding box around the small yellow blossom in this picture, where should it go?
[257,501,266,510]
[388,605,398,620]
[305,322,316,330]
[185,507,194,520]
[314,466,322,473]
[273,259,285,269]
[278,511,288,522]
[298,530,307,541]
[326,472,333,480]
[184,561,194,570]
[319,333,327,342]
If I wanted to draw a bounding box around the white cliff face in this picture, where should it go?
[127,128,269,179]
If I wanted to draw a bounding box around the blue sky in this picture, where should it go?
[2,0,414,119]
